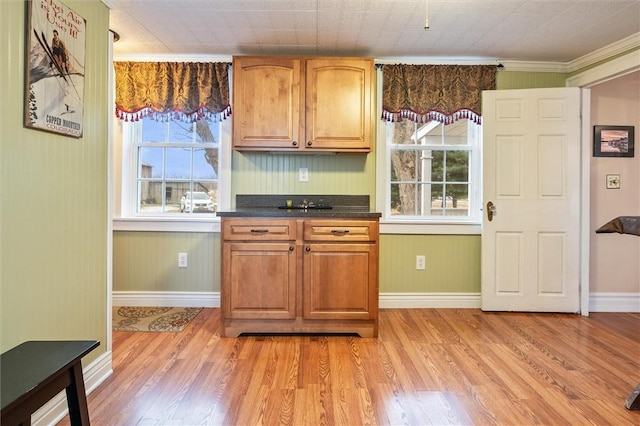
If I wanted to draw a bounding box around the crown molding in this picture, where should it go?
[566,49,640,87]
[113,53,233,62]
[497,61,566,73]
[100,0,117,9]
[567,32,640,73]
[498,32,640,74]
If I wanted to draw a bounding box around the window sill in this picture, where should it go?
[380,221,481,235]
[113,217,221,233]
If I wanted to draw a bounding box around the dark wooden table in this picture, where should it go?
[1,340,100,426]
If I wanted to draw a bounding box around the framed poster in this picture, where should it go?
[24,0,86,138]
[593,125,635,158]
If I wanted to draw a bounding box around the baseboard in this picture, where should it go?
[112,291,220,307]
[379,292,481,308]
[32,350,113,425]
[112,291,640,312]
[589,292,640,313]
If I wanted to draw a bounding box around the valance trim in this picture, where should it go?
[381,107,482,124]
[115,104,232,123]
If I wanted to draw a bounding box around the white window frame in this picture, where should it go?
[112,55,232,233]
[375,66,482,235]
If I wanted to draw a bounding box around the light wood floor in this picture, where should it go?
[59,308,640,425]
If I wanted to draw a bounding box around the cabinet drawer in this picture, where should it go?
[304,220,378,242]
[223,219,297,241]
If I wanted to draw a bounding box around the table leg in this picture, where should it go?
[65,362,90,426]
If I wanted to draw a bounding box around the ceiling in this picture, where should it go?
[104,0,640,63]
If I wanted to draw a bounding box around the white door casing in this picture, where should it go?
[482,88,582,312]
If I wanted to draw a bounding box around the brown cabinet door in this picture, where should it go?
[222,242,297,319]
[305,58,372,151]
[303,242,378,320]
[232,57,303,149]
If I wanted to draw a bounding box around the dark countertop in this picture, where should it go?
[218,194,382,218]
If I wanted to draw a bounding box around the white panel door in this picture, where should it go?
[482,88,582,312]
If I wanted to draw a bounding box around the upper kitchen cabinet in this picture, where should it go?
[232,56,373,153]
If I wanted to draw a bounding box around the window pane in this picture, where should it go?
[195,120,219,143]
[164,181,185,213]
[165,147,191,179]
[443,184,469,216]
[141,117,166,142]
[390,150,417,181]
[138,181,163,212]
[445,151,469,182]
[390,120,417,145]
[168,120,194,143]
[429,151,444,181]
[139,147,163,178]
[193,148,217,179]
[390,183,416,215]
[179,183,217,214]
[443,120,468,146]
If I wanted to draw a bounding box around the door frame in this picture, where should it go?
[567,49,640,316]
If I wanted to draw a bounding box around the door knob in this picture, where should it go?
[487,201,497,221]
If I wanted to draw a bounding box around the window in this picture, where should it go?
[379,118,482,230]
[116,115,231,232]
[134,117,220,215]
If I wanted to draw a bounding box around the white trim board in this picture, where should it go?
[379,292,481,309]
[32,351,113,426]
[113,291,220,308]
[589,293,640,313]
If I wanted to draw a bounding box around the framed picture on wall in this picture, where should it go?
[593,125,635,158]
[24,0,86,138]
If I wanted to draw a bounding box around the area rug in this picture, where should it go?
[112,306,202,332]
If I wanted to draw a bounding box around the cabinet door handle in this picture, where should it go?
[250,229,269,234]
[306,141,312,146]
[331,229,350,235]
[305,246,311,252]
[292,141,298,146]
[289,246,294,252]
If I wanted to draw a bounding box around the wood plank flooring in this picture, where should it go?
[58,309,640,425]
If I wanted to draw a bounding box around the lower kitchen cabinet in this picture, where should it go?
[303,242,377,320]
[221,217,379,337]
[222,241,296,320]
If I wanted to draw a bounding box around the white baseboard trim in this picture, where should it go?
[379,292,481,308]
[111,291,640,312]
[113,291,481,309]
[112,291,220,307]
[32,350,113,426]
[589,292,640,313]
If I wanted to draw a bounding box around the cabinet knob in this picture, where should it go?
[306,141,312,146]
[292,141,297,146]
[305,246,311,252]
[289,246,294,252]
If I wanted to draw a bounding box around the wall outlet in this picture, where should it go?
[178,252,188,268]
[299,167,309,182]
[416,255,426,270]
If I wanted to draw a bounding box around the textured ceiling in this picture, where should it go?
[105,0,640,62]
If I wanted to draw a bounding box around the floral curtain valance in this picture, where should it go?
[114,62,231,123]
[381,64,496,124]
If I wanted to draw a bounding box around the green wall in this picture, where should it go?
[114,232,220,292]
[0,0,110,360]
